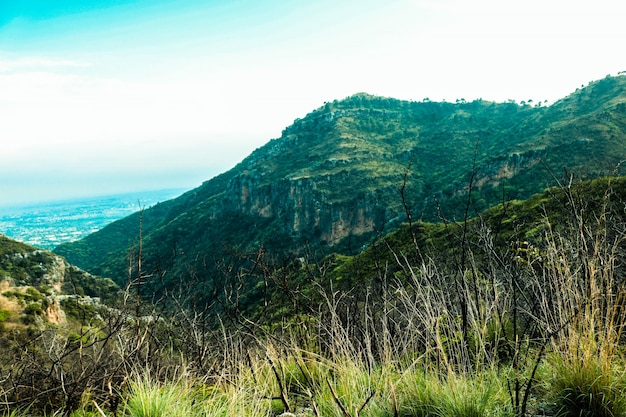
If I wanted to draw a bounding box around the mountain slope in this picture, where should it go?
[55,75,626,289]
[245,174,626,324]
[0,234,118,329]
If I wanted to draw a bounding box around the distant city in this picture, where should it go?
[0,188,187,250]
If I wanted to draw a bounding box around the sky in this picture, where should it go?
[0,0,625,206]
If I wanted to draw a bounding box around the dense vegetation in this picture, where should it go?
[0,235,119,332]
[4,176,626,416]
[4,74,626,416]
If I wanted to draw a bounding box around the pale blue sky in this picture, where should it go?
[1,0,624,205]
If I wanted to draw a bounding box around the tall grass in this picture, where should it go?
[122,371,196,417]
[537,194,626,417]
[5,181,626,417]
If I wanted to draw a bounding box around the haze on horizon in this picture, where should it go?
[1,0,624,207]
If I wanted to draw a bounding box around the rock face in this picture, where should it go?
[43,297,67,325]
[2,248,75,291]
[473,151,544,189]
[222,175,387,247]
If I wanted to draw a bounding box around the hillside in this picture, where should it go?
[55,75,626,294]
[240,175,626,325]
[0,234,119,330]
[11,80,626,414]
[8,175,626,415]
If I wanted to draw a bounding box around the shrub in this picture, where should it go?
[548,334,626,417]
[396,369,510,417]
[0,309,10,322]
[24,302,43,316]
[60,298,99,323]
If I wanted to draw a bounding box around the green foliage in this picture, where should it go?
[0,309,10,322]
[547,341,626,417]
[61,266,120,303]
[0,244,56,287]
[3,286,45,304]
[5,170,626,415]
[123,376,197,417]
[4,75,625,415]
[0,410,32,417]
[0,235,36,257]
[23,302,43,316]
[0,234,118,307]
[60,298,100,324]
[397,370,510,417]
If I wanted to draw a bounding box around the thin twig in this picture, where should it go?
[326,378,352,417]
[92,400,108,417]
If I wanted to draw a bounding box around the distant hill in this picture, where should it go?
[55,74,626,296]
[0,234,118,329]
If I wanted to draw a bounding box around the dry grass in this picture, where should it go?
[5,182,626,417]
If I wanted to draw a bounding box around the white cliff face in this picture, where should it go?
[223,173,389,248]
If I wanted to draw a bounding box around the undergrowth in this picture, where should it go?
[2,179,626,416]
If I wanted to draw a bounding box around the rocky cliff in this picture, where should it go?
[0,235,118,329]
[221,173,388,247]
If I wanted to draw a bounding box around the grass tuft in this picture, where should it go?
[548,333,626,417]
[122,372,197,417]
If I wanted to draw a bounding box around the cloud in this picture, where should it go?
[0,55,91,72]
[0,54,277,205]
[1,0,625,206]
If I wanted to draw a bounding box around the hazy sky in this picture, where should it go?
[1,0,624,206]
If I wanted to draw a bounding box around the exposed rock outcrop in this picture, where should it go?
[221,173,389,248]
[0,235,116,328]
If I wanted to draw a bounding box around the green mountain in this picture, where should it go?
[10,76,626,415]
[54,75,626,296]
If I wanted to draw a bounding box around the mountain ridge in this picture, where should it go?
[54,74,626,290]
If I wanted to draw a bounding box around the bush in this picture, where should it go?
[24,302,43,316]
[60,298,99,324]
[0,309,10,322]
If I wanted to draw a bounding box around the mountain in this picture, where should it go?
[54,75,626,294]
